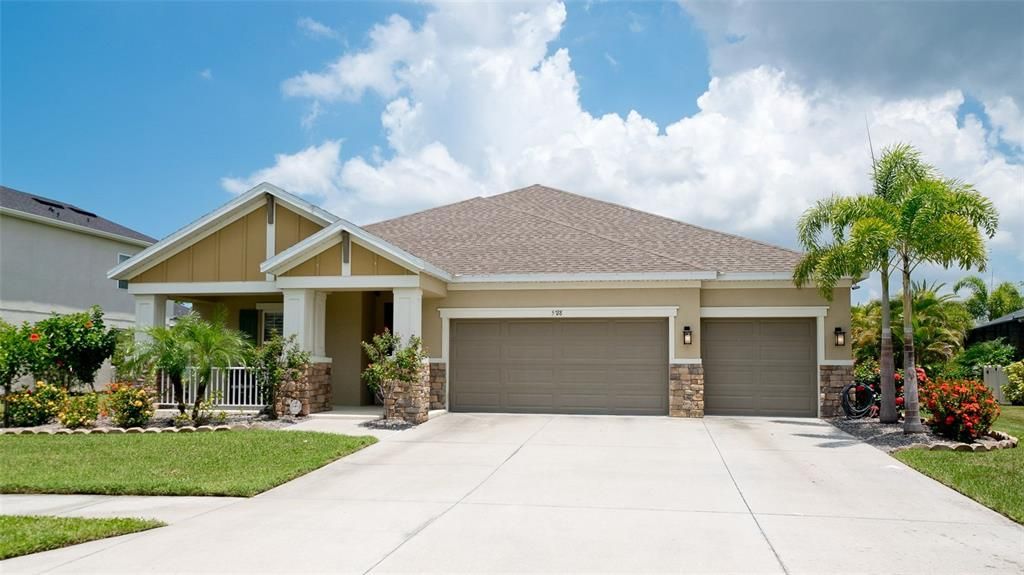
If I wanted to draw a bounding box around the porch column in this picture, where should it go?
[392,287,422,341]
[133,294,166,342]
[282,288,315,353]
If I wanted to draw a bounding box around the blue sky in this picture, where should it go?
[2,1,1021,298]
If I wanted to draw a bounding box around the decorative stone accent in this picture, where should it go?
[0,424,240,435]
[669,364,704,418]
[819,365,854,417]
[275,362,332,417]
[428,362,447,410]
[925,431,1019,452]
[384,364,430,424]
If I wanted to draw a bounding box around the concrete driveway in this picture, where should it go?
[3,414,1022,574]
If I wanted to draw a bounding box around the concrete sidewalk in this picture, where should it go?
[0,494,242,524]
[2,414,1022,574]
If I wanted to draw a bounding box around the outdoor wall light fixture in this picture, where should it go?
[834,327,846,346]
[682,326,693,345]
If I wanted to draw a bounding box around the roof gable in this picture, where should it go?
[108,182,337,280]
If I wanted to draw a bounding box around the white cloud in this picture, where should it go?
[199,68,213,80]
[301,101,322,130]
[297,17,338,40]
[228,1,1023,279]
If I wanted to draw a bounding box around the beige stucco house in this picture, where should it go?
[108,183,854,419]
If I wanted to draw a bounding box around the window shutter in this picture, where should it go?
[239,309,259,343]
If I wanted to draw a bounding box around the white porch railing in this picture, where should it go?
[158,367,266,408]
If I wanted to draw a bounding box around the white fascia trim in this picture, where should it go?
[1,207,154,248]
[275,275,420,290]
[821,359,856,366]
[128,281,279,295]
[448,280,703,291]
[439,306,679,319]
[261,218,453,281]
[450,272,716,283]
[700,306,829,318]
[107,182,339,281]
[713,272,797,281]
[670,358,703,365]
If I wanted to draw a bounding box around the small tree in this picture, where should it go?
[247,334,310,418]
[27,306,118,390]
[178,310,250,422]
[0,320,34,427]
[361,329,427,420]
[127,319,192,414]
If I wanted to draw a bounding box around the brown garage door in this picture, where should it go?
[702,318,817,417]
[450,318,668,415]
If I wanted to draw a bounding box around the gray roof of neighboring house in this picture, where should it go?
[0,185,156,244]
[364,184,803,276]
[973,308,1024,330]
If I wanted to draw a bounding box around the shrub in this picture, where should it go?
[106,383,154,428]
[361,329,427,419]
[4,382,66,427]
[955,339,1016,378]
[58,393,100,428]
[26,306,118,390]
[247,334,310,418]
[1004,361,1024,406]
[920,379,1000,442]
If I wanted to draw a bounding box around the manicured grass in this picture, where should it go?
[0,430,376,497]
[894,406,1024,524]
[0,515,164,560]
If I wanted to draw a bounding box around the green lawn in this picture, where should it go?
[894,405,1024,524]
[0,430,376,497]
[0,515,164,560]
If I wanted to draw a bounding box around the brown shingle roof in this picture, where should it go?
[364,184,802,277]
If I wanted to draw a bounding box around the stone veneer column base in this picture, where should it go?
[669,364,704,417]
[819,365,854,417]
[275,362,332,417]
[428,362,447,410]
[384,364,430,424]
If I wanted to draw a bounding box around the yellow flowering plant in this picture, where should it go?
[105,383,154,428]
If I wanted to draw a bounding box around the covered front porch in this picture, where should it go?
[132,280,443,416]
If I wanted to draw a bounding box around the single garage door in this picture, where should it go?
[450,318,668,415]
[702,318,817,417]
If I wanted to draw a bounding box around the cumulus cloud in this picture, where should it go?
[227,1,1023,276]
[683,0,1024,107]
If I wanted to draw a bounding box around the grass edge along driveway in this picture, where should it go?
[894,406,1024,524]
[0,430,377,497]
[0,515,165,560]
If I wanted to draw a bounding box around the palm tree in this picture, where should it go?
[130,322,191,415]
[178,311,250,421]
[886,176,998,433]
[954,275,1024,321]
[795,144,927,424]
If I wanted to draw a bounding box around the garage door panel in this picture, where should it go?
[703,318,816,417]
[450,318,668,415]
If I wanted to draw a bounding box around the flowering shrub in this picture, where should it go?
[1004,361,1024,406]
[920,379,1000,442]
[106,383,154,428]
[58,393,100,428]
[4,382,66,427]
[852,360,929,411]
[27,306,117,390]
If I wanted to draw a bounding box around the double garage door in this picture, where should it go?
[449,318,668,415]
[448,316,818,417]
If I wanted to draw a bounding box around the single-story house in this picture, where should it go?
[108,183,853,419]
[968,308,1024,361]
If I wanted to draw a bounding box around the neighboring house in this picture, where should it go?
[108,183,854,418]
[968,308,1024,360]
[0,185,156,328]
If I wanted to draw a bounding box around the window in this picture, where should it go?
[262,311,284,343]
[116,253,132,289]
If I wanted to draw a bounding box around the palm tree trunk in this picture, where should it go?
[192,379,207,422]
[901,262,925,433]
[878,265,898,423]
[171,372,186,415]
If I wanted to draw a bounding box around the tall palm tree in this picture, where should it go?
[795,144,927,423]
[886,176,998,433]
[178,311,250,421]
[954,275,1024,321]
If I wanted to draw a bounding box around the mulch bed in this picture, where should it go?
[828,417,1016,452]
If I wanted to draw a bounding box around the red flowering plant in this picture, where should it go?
[852,359,928,413]
[919,379,999,442]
